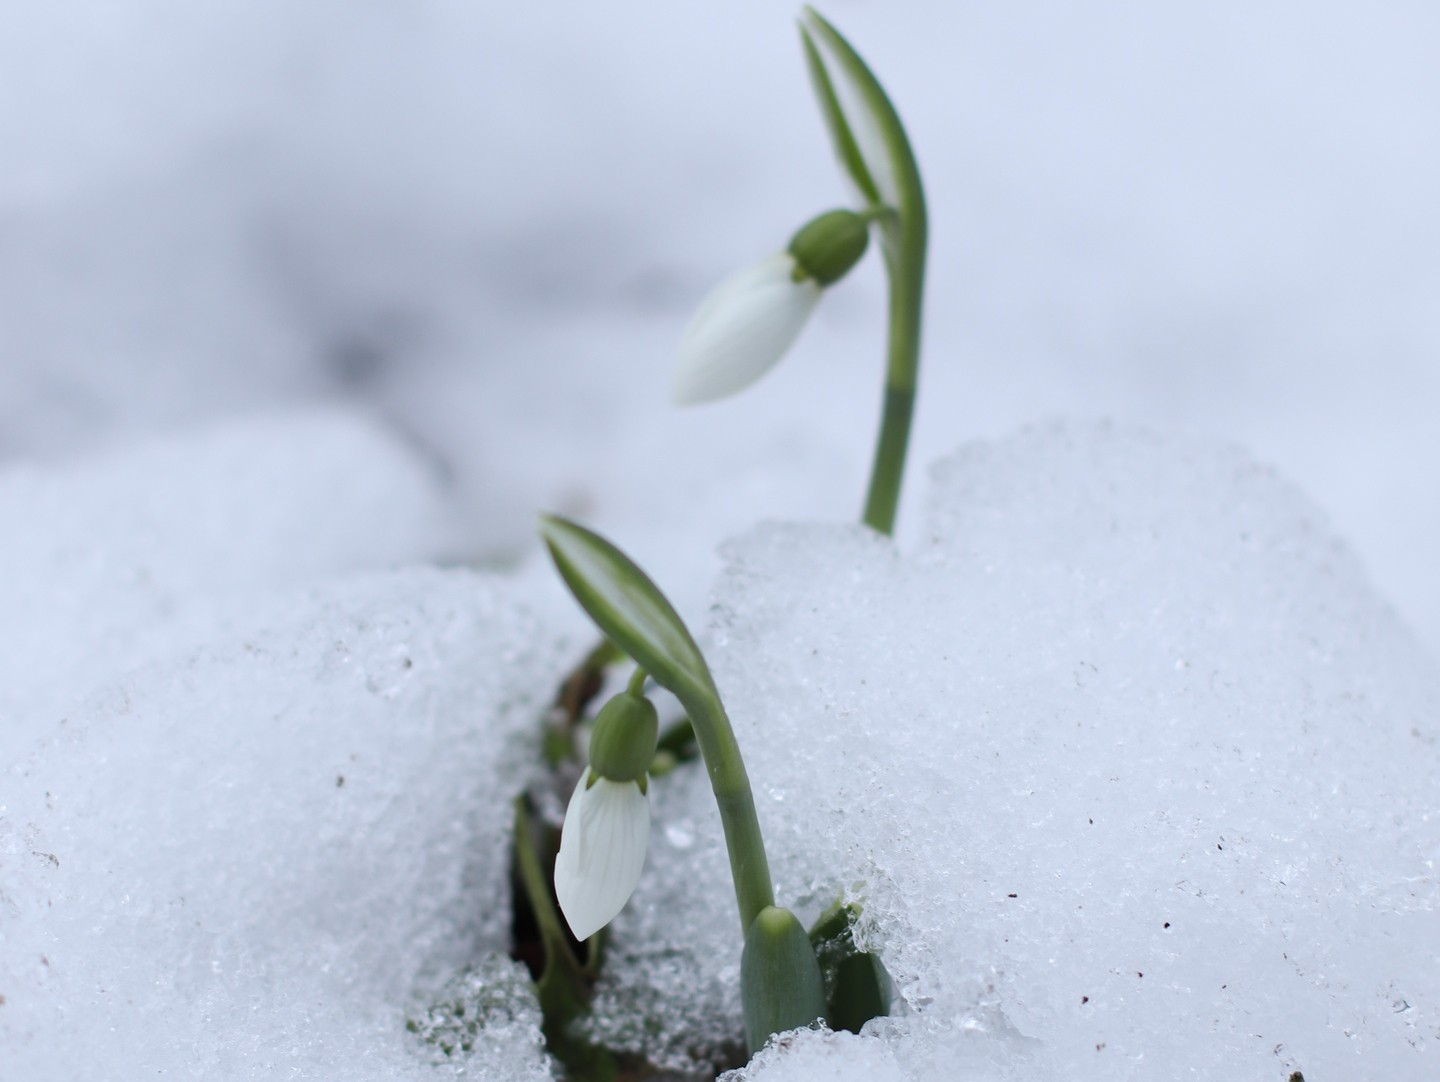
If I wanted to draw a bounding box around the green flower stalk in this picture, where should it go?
[800,7,928,536]
[530,10,912,1059]
[539,514,828,1049]
[540,514,777,935]
[673,8,928,538]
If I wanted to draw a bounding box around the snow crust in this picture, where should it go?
[1,567,564,1081]
[607,420,1440,1079]
[2,414,1436,1080]
[0,410,566,1080]
[0,408,460,742]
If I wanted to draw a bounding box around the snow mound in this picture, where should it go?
[5,418,1434,1080]
[0,567,564,1081]
[604,419,1439,1079]
[723,1027,909,1082]
[0,407,460,739]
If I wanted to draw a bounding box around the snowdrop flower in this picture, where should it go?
[554,688,659,940]
[554,773,650,941]
[673,208,871,406]
[672,253,820,406]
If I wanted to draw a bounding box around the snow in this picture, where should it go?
[1,1,1438,1079]
[0,408,461,744]
[2,410,1436,1078]
[587,420,1440,1080]
[712,421,1439,1078]
[1,566,566,1081]
[725,1028,909,1082]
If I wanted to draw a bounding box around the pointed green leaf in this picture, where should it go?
[741,906,828,1053]
[799,24,881,207]
[539,514,718,709]
[800,6,926,231]
[511,796,619,1079]
[803,8,928,535]
[808,900,892,1034]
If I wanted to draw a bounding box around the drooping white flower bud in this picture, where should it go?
[553,691,660,941]
[671,252,822,406]
[553,772,651,941]
[672,209,872,407]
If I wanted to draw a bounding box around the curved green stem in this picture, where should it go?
[538,514,778,936]
[800,7,928,537]
[862,218,925,535]
[680,688,775,933]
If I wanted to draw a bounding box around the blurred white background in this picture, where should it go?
[2,0,1436,653]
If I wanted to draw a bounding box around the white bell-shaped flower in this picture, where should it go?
[671,252,822,406]
[554,772,651,940]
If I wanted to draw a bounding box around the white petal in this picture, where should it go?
[553,775,651,941]
[672,253,823,406]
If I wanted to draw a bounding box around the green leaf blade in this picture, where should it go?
[807,900,892,1034]
[539,514,718,710]
[799,24,882,207]
[741,906,828,1053]
[800,6,927,235]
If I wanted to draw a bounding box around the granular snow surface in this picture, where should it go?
[1,418,1435,1080]
[1,567,567,1081]
[611,421,1440,1080]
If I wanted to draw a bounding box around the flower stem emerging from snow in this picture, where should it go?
[673,10,927,537]
[539,514,831,1050]
[510,795,618,1078]
[800,7,928,536]
[539,513,777,934]
[525,12,913,1059]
